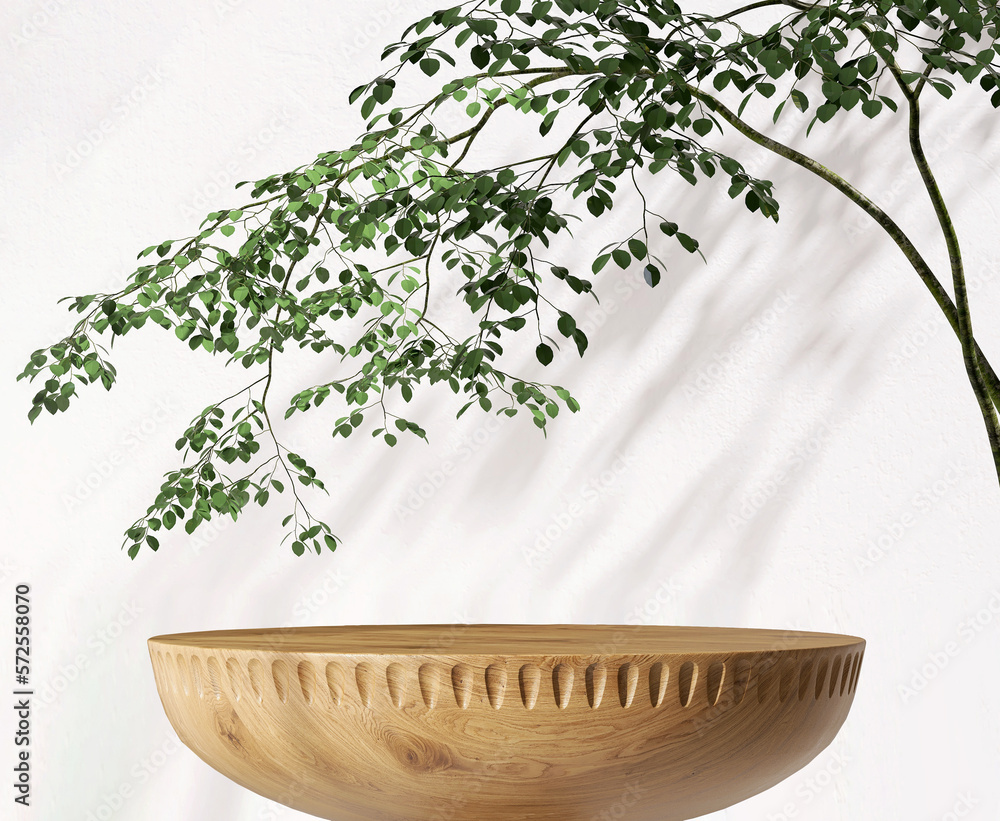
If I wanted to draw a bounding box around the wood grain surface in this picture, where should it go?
[148,624,865,820]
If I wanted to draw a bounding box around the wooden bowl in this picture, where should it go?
[148,625,864,820]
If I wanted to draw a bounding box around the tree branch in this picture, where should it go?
[880,54,1000,480]
[680,80,1000,418]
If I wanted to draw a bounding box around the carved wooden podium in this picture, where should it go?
[148,625,864,820]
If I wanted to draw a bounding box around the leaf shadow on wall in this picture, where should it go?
[439,104,984,618]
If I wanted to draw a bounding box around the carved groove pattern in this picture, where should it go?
[485,663,507,710]
[828,656,842,699]
[417,663,438,709]
[798,659,813,702]
[226,658,243,703]
[298,661,316,705]
[207,657,223,701]
[814,659,829,701]
[355,662,374,708]
[190,656,204,700]
[156,652,865,709]
[519,664,541,710]
[386,662,406,708]
[585,664,606,708]
[325,662,344,706]
[649,662,668,708]
[756,658,775,705]
[247,658,264,703]
[678,661,697,708]
[553,664,573,709]
[850,651,864,693]
[618,663,638,708]
[778,661,795,703]
[174,654,189,696]
[155,652,167,692]
[732,658,751,705]
[272,660,289,704]
[706,662,725,707]
[452,664,473,709]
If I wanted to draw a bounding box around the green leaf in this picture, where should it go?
[627,238,647,259]
[557,313,576,337]
[859,54,878,78]
[471,45,490,69]
[821,81,842,101]
[535,343,553,366]
[692,118,713,136]
[592,253,611,274]
[677,232,699,253]
[861,98,883,118]
[838,65,858,85]
[612,249,630,269]
[816,102,838,122]
[878,95,898,113]
[930,81,953,99]
[791,89,809,111]
[840,88,861,109]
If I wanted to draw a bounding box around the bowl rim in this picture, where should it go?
[147,624,865,655]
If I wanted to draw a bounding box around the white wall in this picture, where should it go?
[2,0,999,818]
